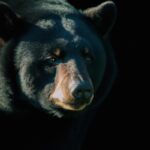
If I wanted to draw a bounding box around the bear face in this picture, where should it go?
[14,17,106,113]
[0,0,117,117]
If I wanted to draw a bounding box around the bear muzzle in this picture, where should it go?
[49,63,94,111]
[50,80,94,111]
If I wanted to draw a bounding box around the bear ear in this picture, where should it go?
[0,2,21,43]
[83,1,117,38]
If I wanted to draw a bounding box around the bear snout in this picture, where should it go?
[49,63,94,111]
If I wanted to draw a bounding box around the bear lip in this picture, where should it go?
[50,98,88,111]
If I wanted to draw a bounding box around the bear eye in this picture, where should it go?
[85,55,93,62]
[50,56,57,63]
[81,48,94,63]
[43,55,58,67]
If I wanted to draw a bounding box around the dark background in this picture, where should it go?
[68,0,143,149]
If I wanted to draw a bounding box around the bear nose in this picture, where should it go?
[72,82,94,102]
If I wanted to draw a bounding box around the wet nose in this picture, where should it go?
[72,82,94,102]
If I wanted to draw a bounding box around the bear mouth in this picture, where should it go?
[50,99,89,111]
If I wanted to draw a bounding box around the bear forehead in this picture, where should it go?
[16,14,104,60]
[36,17,76,35]
[20,15,97,47]
[18,36,92,55]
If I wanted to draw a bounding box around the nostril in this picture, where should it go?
[84,90,93,99]
[74,89,83,99]
[73,88,93,100]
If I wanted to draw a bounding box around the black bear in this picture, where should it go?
[0,0,117,149]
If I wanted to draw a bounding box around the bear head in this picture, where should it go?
[0,0,117,117]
